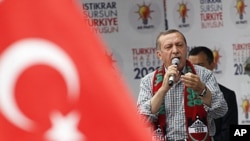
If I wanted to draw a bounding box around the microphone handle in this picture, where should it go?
[168,74,174,86]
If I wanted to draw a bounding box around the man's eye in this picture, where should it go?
[177,43,183,47]
[164,46,171,49]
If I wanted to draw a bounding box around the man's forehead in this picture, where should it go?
[160,33,184,42]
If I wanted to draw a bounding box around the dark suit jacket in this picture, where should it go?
[213,84,238,141]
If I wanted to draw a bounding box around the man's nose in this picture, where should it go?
[172,46,178,53]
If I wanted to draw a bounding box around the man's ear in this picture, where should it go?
[156,50,162,60]
[210,61,216,70]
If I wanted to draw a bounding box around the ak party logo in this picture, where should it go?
[230,0,249,28]
[172,1,194,32]
[128,1,162,34]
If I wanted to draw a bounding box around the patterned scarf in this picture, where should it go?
[152,60,211,141]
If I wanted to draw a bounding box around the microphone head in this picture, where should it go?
[172,58,180,65]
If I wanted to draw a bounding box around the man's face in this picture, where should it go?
[156,32,187,70]
[188,52,214,71]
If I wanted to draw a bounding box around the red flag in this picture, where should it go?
[0,0,152,141]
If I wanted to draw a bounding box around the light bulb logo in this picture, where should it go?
[235,0,247,20]
[135,2,154,25]
[177,2,189,23]
[242,98,250,119]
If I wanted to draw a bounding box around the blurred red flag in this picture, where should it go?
[0,0,152,141]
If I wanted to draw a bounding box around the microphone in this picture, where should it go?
[168,58,180,86]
